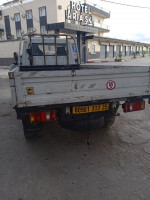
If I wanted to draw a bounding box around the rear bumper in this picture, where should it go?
[15,95,150,119]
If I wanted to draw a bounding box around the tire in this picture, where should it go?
[59,118,101,131]
[104,102,119,127]
[22,117,44,139]
[104,115,116,127]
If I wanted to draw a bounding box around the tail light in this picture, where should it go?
[122,100,145,113]
[29,110,57,123]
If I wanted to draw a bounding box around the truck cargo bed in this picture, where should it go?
[9,65,150,108]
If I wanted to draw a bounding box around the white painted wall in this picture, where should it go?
[56,0,70,23]
[0,40,20,58]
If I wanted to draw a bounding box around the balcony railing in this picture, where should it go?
[1,0,34,8]
[85,0,111,14]
[94,22,109,30]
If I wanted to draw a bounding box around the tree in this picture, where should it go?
[142,50,146,57]
[132,51,136,58]
[118,53,122,61]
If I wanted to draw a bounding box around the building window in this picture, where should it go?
[14,13,21,22]
[40,26,47,34]
[27,28,34,33]
[26,10,33,19]
[90,45,96,54]
[39,7,46,17]
[16,30,22,38]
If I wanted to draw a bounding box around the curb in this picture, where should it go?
[87,60,109,63]
[0,66,9,69]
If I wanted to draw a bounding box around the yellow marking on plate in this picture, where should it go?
[72,103,109,114]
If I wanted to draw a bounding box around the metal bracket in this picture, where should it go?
[109,112,120,116]
[71,70,76,77]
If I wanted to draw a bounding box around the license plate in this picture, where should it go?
[72,103,109,114]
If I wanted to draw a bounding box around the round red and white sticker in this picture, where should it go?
[106,80,116,90]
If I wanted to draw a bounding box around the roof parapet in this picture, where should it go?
[85,0,111,15]
[1,0,34,9]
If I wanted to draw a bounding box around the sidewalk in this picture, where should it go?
[0,68,9,77]
[0,65,9,69]
[87,54,150,63]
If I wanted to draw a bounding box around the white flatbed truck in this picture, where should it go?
[9,33,150,138]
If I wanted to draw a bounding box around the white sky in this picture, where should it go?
[94,0,150,43]
[0,0,8,5]
[0,0,150,43]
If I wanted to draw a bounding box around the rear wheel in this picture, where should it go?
[59,116,105,131]
[104,115,116,127]
[22,116,44,139]
[104,102,119,127]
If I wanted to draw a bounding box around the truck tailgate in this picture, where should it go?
[9,65,150,108]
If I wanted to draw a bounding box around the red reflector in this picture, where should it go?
[41,112,46,122]
[34,112,42,122]
[50,110,57,120]
[123,101,145,113]
[29,110,57,123]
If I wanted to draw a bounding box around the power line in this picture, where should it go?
[99,0,150,9]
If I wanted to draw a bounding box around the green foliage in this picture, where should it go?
[115,53,122,62]
[132,51,136,58]
[142,50,146,57]
[117,53,122,60]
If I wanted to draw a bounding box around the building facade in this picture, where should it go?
[0,0,110,40]
[0,0,150,65]
[87,36,150,60]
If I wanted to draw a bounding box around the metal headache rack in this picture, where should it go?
[19,33,80,71]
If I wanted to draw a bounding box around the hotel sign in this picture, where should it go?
[65,1,93,25]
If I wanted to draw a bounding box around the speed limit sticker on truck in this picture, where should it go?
[106,80,116,90]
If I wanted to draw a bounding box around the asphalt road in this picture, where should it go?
[0,58,150,200]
